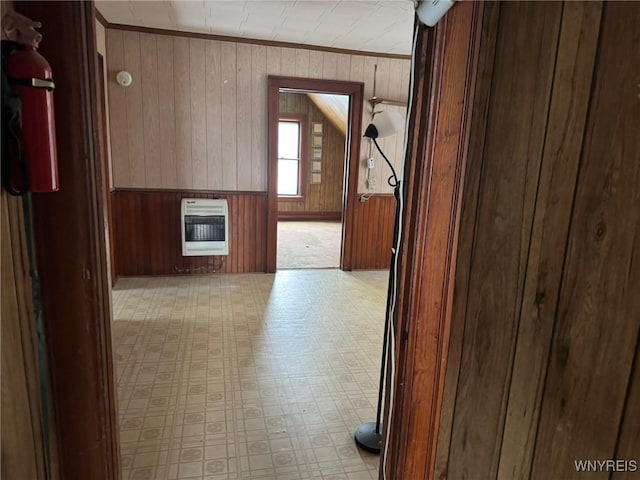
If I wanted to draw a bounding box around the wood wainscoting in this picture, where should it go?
[111,189,396,276]
[350,195,396,270]
[112,190,267,275]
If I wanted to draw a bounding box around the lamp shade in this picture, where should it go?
[364,109,404,139]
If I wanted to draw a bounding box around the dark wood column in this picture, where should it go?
[14,1,119,479]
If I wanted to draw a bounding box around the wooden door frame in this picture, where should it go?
[96,53,116,286]
[382,2,484,479]
[14,1,119,479]
[266,76,364,272]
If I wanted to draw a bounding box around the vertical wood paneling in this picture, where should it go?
[322,52,338,80]
[236,44,253,191]
[173,37,192,189]
[294,48,310,77]
[446,3,562,478]
[436,2,640,480]
[252,45,267,190]
[614,349,640,480]
[344,196,395,270]
[348,55,365,84]
[140,33,161,188]
[435,3,501,477]
[335,53,351,81]
[362,56,377,189]
[123,31,145,186]
[189,39,207,190]
[388,58,405,169]
[348,55,368,193]
[112,190,268,275]
[373,57,392,194]
[1,193,47,480]
[266,46,281,76]
[157,35,177,188]
[497,3,603,478]
[106,29,129,187]
[205,40,222,190]
[375,57,391,97]
[530,2,640,476]
[280,47,296,76]
[106,30,410,194]
[221,42,237,189]
[309,50,323,79]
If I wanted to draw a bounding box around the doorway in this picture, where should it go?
[276,91,349,269]
[267,77,364,273]
[21,1,485,477]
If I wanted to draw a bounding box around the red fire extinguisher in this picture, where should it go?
[5,44,59,192]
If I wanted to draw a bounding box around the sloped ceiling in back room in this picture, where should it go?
[306,93,349,136]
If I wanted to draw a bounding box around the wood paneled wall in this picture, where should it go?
[112,190,267,275]
[436,2,640,479]
[278,92,345,216]
[112,189,396,274]
[349,195,396,270]
[105,28,410,194]
[1,195,48,480]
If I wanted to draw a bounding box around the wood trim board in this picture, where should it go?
[382,2,485,478]
[278,211,342,221]
[103,23,412,60]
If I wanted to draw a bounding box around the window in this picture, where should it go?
[278,119,305,197]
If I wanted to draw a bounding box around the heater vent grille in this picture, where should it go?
[181,198,229,256]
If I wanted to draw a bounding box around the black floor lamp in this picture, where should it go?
[351,0,456,459]
[354,109,405,454]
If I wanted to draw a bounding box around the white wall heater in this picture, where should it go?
[181,198,229,256]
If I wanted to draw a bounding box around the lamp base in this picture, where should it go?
[354,422,381,454]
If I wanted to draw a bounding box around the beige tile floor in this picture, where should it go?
[112,269,388,480]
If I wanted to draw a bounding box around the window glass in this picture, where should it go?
[278,121,300,160]
[278,120,302,196]
[278,159,299,195]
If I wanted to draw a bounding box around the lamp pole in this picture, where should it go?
[354,135,402,454]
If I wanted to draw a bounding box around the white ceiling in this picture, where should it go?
[95,1,415,55]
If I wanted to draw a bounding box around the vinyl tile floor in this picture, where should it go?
[112,269,388,480]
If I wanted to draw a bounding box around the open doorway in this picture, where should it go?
[267,76,365,273]
[276,91,348,269]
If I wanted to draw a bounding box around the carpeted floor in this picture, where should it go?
[277,221,342,270]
